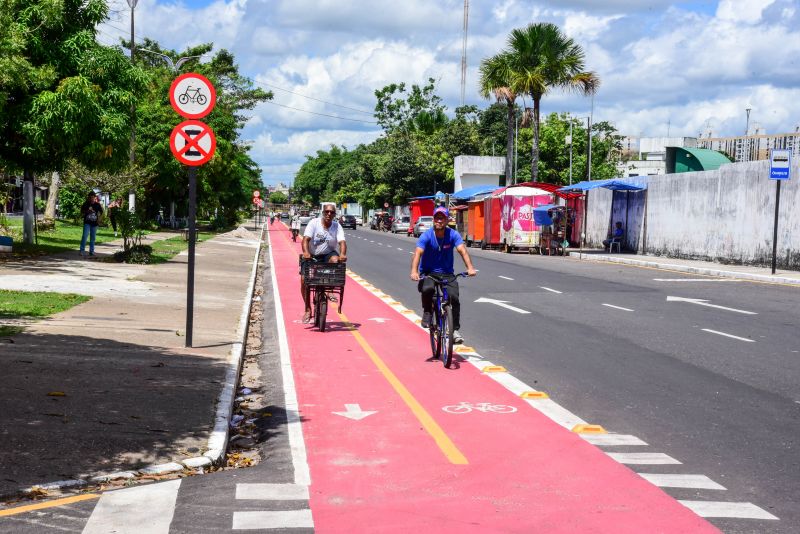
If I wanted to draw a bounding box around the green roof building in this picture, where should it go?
[666,146,732,174]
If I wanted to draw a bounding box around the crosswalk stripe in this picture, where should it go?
[581,434,648,446]
[82,479,181,534]
[235,483,309,500]
[232,510,314,529]
[607,452,681,464]
[638,473,726,490]
[678,501,779,520]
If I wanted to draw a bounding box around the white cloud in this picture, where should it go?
[716,0,776,22]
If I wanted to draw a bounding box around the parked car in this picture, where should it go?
[280,212,289,219]
[340,214,357,229]
[391,216,411,234]
[298,212,313,226]
[354,215,363,226]
[412,215,434,237]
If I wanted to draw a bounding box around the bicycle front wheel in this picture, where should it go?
[178,93,189,105]
[441,304,454,368]
[318,292,328,332]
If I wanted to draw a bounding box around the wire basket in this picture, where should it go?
[303,262,347,287]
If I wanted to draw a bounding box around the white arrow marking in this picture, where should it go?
[666,296,757,315]
[368,317,390,324]
[332,404,377,420]
[474,297,531,314]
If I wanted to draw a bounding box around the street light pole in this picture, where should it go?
[127,0,138,213]
[568,121,573,185]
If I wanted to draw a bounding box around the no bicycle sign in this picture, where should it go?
[170,120,216,166]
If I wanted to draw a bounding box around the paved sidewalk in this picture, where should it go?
[568,250,800,285]
[0,226,263,499]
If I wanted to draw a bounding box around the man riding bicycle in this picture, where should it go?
[301,202,347,323]
[409,206,476,344]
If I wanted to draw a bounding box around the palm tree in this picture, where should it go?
[506,23,598,182]
[478,52,517,183]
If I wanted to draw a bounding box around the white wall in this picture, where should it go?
[453,155,504,191]
[584,160,800,269]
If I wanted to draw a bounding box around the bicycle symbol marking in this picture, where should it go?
[177,85,208,106]
[442,402,518,414]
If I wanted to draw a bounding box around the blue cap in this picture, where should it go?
[433,206,449,218]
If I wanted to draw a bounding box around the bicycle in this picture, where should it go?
[419,272,468,368]
[178,85,207,106]
[301,258,346,332]
[442,402,517,414]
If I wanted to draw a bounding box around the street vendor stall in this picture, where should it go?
[533,204,574,255]
[498,185,554,253]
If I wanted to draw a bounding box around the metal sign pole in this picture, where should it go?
[771,180,781,275]
[186,165,197,347]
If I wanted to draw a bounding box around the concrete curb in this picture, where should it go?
[204,223,265,464]
[9,224,266,501]
[568,252,800,285]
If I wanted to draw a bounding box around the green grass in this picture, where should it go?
[0,325,23,337]
[0,289,90,318]
[2,218,119,257]
[149,232,215,263]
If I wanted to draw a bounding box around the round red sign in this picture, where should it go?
[169,73,216,119]
[170,120,216,166]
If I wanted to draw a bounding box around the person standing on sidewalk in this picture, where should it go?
[410,206,476,344]
[107,197,123,237]
[79,192,103,257]
[300,202,347,323]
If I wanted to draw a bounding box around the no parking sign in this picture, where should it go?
[170,120,216,166]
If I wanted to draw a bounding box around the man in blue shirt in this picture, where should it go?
[409,206,476,344]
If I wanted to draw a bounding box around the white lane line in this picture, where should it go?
[654,278,733,282]
[236,483,309,500]
[377,242,383,245]
[232,510,314,529]
[539,286,562,294]
[638,473,726,490]
[397,247,403,251]
[498,275,514,280]
[268,232,311,486]
[667,296,757,315]
[678,501,779,520]
[607,452,681,465]
[582,434,647,446]
[702,328,755,343]
[369,240,374,243]
[82,479,181,534]
[602,303,634,312]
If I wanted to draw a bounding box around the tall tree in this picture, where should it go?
[0,0,146,243]
[478,52,518,183]
[504,23,598,182]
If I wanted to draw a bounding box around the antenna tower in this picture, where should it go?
[460,0,469,107]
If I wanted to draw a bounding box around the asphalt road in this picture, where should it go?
[344,226,800,534]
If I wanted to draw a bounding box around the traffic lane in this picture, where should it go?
[278,228,720,532]
[458,295,799,534]
[345,234,797,532]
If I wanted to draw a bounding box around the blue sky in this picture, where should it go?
[100,0,800,186]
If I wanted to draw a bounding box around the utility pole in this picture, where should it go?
[127,0,138,213]
[587,93,594,181]
[460,0,469,107]
[568,121,573,185]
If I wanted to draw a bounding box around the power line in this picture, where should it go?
[96,22,377,124]
[254,80,373,115]
[264,100,377,124]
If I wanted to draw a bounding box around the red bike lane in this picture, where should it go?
[269,224,719,533]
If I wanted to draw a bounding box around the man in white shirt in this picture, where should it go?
[300,202,347,323]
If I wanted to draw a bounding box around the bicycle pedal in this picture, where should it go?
[328,295,338,302]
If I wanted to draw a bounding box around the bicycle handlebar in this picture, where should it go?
[417,272,469,282]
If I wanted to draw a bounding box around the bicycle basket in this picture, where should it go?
[303,262,347,287]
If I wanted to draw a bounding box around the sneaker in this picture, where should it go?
[421,311,432,329]
[453,330,464,344]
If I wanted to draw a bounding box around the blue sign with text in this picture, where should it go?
[769,149,791,180]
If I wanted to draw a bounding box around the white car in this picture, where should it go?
[355,215,363,226]
[413,216,434,237]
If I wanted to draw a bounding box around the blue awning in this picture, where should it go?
[533,204,558,225]
[557,179,646,193]
[451,184,498,201]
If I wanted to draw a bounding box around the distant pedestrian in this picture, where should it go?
[80,192,103,257]
[108,197,123,237]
